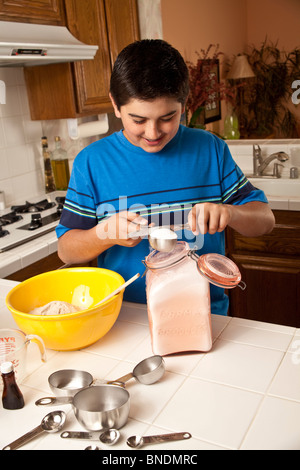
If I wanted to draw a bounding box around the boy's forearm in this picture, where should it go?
[57,227,113,265]
[227,201,275,236]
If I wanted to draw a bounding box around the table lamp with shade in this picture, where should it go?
[224,55,255,139]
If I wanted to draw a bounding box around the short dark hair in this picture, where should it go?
[110,39,189,109]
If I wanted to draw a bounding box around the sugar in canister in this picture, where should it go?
[144,241,244,356]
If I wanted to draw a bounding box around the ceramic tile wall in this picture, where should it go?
[0,67,114,208]
[0,67,44,206]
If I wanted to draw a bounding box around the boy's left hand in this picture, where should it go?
[188,203,232,235]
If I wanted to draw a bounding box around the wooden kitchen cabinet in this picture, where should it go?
[23,0,140,120]
[226,210,300,327]
[0,0,66,25]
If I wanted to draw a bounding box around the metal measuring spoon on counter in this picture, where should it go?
[61,428,120,445]
[2,410,66,450]
[127,431,192,449]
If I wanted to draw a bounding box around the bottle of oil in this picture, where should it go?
[41,136,56,193]
[51,136,70,190]
[1,362,25,410]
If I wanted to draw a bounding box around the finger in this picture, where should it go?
[128,221,149,240]
[124,211,148,225]
[217,211,229,232]
[207,210,221,234]
[188,207,199,234]
[118,212,147,238]
[198,206,209,234]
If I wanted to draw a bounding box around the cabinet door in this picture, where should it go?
[64,0,112,114]
[105,0,140,66]
[0,0,66,25]
[226,210,300,327]
[228,254,300,327]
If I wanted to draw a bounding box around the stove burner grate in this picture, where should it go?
[0,212,23,226]
[11,199,56,213]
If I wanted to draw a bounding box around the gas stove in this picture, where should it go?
[0,196,65,252]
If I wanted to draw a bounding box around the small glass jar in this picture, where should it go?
[144,241,243,356]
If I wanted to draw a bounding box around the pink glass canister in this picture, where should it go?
[144,241,244,356]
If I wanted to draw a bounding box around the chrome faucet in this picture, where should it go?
[253,145,289,177]
[253,145,262,176]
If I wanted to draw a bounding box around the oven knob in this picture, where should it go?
[29,213,42,230]
[0,225,9,238]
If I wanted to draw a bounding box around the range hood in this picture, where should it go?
[0,21,98,67]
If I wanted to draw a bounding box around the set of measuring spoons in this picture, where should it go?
[2,354,192,450]
[2,409,191,450]
[64,429,192,450]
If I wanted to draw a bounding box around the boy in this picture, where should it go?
[56,39,274,315]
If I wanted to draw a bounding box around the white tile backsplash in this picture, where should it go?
[1,85,22,117]
[0,67,101,207]
[0,148,9,179]
[0,67,43,206]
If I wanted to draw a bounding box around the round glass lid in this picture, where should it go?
[197,253,242,289]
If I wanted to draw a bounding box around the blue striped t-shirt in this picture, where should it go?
[56,125,267,313]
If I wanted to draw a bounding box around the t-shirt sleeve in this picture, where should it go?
[55,150,97,239]
[220,142,268,205]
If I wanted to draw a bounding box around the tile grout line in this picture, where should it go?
[237,333,297,450]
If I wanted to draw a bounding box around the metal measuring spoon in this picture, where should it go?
[100,429,120,445]
[61,428,120,445]
[126,431,192,449]
[148,227,178,252]
[107,355,165,386]
[148,224,191,252]
[129,224,190,253]
[2,410,66,450]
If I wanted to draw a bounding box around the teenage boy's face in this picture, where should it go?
[111,96,184,153]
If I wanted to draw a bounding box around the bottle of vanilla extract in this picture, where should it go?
[41,136,56,193]
[51,136,70,190]
[1,362,25,410]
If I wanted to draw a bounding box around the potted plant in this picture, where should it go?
[231,39,300,139]
[186,44,236,132]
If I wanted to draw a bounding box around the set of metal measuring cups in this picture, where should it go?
[3,355,191,450]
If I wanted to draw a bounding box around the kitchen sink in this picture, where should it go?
[248,177,300,197]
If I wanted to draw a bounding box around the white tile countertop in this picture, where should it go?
[0,230,58,279]
[1,279,300,451]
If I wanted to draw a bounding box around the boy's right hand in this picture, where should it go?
[96,211,149,247]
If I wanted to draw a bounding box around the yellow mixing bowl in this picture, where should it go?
[6,268,125,351]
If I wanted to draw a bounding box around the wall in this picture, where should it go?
[0,67,44,207]
[0,66,111,208]
[161,0,248,134]
[137,0,163,39]
[161,0,300,135]
[246,0,300,51]
[161,0,247,65]
[161,0,300,68]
